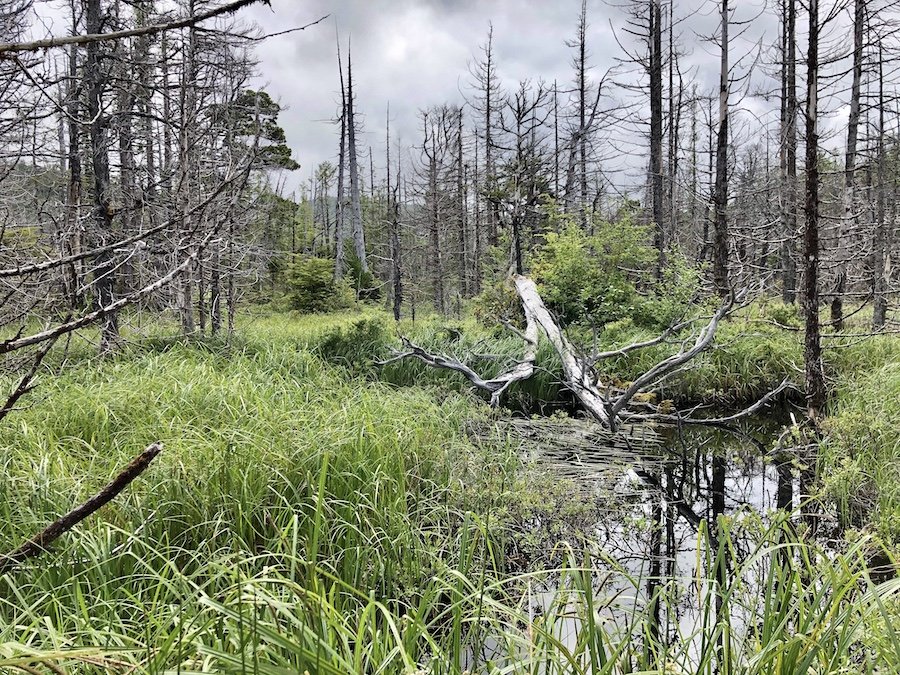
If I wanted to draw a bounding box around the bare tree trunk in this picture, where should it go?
[801,0,824,530]
[873,45,889,329]
[334,39,348,280]
[386,106,402,321]
[427,120,445,313]
[781,0,798,304]
[176,0,196,335]
[667,3,681,256]
[346,44,368,277]
[136,1,156,215]
[457,108,469,297]
[210,241,221,335]
[833,0,863,331]
[85,0,119,350]
[577,0,588,229]
[115,0,137,293]
[160,31,173,188]
[712,0,730,296]
[473,135,482,293]
[390,190,402,322]
[64,34,82,308]
[650,0,665,275]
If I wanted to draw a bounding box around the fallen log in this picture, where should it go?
[0,442,163,573]
[384,275,776,434]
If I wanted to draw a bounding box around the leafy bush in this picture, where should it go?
[531,224,640,327]
[287,256,353,313]
[345,248,381,301]
[314,316,389,372]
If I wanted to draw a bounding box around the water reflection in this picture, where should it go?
[467,410,798,668]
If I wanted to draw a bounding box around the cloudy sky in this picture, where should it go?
[240,0,772,196]
[30,0,853,197]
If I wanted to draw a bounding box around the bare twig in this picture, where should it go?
[0,327,65,424]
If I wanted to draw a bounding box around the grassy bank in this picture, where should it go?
[0,310,898,672]
[821,335,900,544]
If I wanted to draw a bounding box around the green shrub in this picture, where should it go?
[345,248,381,301]
[287,256,353,313]
[314,316,390,372]
[532,223,647,327]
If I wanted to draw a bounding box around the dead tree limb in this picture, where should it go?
[387,275,744,434]
[0,329,64,425]
[621,378,796,427]
[0,0,264,56]
[380,303,538,407]
[0,443,163,574]
[513,275,614,425]
[605,294,734,427]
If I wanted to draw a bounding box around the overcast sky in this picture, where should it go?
[241,0,761,196]
[30,0,854,198]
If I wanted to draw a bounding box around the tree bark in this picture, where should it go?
[650,0,665,275]
[803,0,825,422]
[85,0,120,350]
[712,0,730,297]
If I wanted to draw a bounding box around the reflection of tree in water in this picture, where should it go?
[593,412,797,642]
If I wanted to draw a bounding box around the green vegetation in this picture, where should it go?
[821,336,900,544]
[0,312,898,672]
[286,256,354,313]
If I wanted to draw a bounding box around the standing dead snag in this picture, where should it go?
[0,443,163,573]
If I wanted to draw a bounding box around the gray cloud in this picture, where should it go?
[245,0,633,194]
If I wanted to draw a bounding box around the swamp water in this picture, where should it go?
[466,407,800,666]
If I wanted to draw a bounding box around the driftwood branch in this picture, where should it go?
[606,294,734,426]
[385,276,745,434]
[0,443,163,573]
[513,275,615,425]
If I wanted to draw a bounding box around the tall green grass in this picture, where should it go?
[0,311,897,672]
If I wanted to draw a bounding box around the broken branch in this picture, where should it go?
[0,443,163,573]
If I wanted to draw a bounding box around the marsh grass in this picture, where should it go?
[0,309,898,672]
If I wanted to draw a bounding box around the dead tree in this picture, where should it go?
[345,41,368,277]
[831,0,865,331]
[84,0,120,349]
[385,274,743,435]
[334,36,348,280]
[650,0,665,273]
[712,0,730,297]
[803,0,825,423]
[469,25,502,248]
[780,0,799,304]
